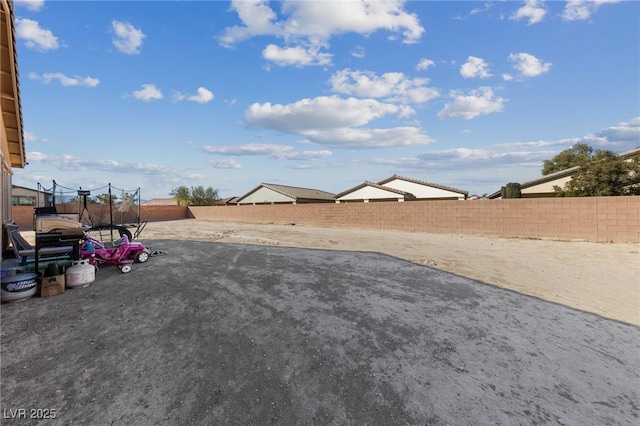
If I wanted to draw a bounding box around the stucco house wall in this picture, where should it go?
[11,185,52,206]
[336,185,407,202]
[521,175,573,197]
[238,187,295,204]
[381,179,466,200]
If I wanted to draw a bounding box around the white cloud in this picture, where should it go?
[15,18,58,51]
[437,87,506,120]
[351,46,366,59]
[190,87,214,103]
[175,87,214,104]
[222,0,424,45]
[563,0,621,21]
[277,150,332,160]
[219,0,281,47]
[112,20,145,55]
[262,44,332,67]
[245,96,409,134]
[23,132,48,143]
[208,159,242,169]
[454,2,493,20]
[416,148,553,169]
[460,56,492,79]
[511,0,547,25]
[329,69,439,104]
[509,52,551,78]
[200,143,332,160]
[244,95,433,149]
[220,0,424,67]
[130,84,163,101]
[596,117,640,145]
[304,127,434,149]
[25,151,195,177]
[201,143,293,157]
[29,72,99,87]
[416,58,435,71]
[492,117,640,151]
[14,0,45,11]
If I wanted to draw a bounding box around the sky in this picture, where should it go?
[11,0,640,200]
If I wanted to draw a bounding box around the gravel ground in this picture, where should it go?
[1,239,639,425]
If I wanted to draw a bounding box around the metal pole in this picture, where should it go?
[52,180,57,207]
[137,188,141,225]
[109,183,114,240]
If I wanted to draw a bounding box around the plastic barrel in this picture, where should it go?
[1,271,38,303]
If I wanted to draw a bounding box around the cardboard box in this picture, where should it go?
[41,274,65,297]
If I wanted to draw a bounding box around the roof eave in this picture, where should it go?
[1,0,25,168]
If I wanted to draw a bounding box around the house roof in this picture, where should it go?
[214,196,240,205]
[142,198,178,206]
[377,174,469,196]
[335,181,417,200]
[237,183,336,203]
[12,184,52,195]
[619,146,640,160]
[1,1,25,168]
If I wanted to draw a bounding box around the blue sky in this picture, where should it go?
[12,0,640,200]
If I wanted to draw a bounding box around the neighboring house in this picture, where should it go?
[142,198,179,206]
[12,185,52,206]
[214,196,240,206]
[335,175,468,203]
[489,146,640,199]
[236,183,335,205]
[377,175,468,200]
[1,0,24,255]
[335,181,416,203]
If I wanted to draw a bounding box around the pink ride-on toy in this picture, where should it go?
[79,234,151,273]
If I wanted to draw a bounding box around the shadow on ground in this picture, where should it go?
[1,239,639,425]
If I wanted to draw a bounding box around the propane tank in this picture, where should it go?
[65,259,96,288]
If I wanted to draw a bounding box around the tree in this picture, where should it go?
[170,185,220,206]
[67,195,97,204]
[542,143,592,175]
[500,182,522,199]
[555,150,640,197]
[95,193,117,204]
[170,186,191,206]
[118,193,137,212]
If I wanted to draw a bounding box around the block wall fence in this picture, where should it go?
[10,204,191,231]
[10,196,640,243]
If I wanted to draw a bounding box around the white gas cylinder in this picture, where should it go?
[65,259,96,288]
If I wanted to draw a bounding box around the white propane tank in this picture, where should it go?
[1,270,38,302]
[65,259,95,288]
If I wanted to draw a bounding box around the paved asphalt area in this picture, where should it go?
[1,239,639,425]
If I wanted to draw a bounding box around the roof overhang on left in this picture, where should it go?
[1,0,26,169]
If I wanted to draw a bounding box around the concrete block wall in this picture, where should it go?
[189,197,640,243]
[9,197,639,243]
[10,204,189,230]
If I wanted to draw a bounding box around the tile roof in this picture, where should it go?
[142,198,178,206]
[237,183,335,203]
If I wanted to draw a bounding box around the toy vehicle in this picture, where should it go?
[79,234,150,273]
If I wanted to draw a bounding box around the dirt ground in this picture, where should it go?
[2,234,638,425]
[138,219,640,326]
